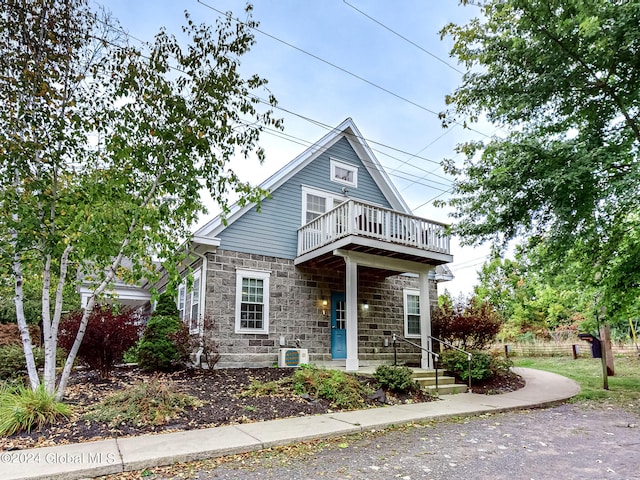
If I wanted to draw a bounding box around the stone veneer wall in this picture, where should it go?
[205,248,438,368]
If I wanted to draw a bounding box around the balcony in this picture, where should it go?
[295,200,452,269]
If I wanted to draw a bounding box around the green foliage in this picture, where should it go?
[432,294,501,350]
[440,0,640,321]
[136,315,189,372]
[153,292,180,318]
[0,0,280,399]
[0,345,64,380]
[122,345,139,364]
[513,356,640,415]
[440,350,512,384]
[373,365,418,393]
[290,366,371,409]
[0,384,71,436]
[85,379,199,427]
[239,380,280,397]
[473,246,618,342]
[0,274,80,325]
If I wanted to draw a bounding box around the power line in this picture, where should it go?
[343,0,465,75]
[251,122,454,193]
[197,0,456,119]
[92,5,459,189]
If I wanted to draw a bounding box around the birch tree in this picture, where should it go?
[0,0,279,400]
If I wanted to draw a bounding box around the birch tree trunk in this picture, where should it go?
[13,249,40,390]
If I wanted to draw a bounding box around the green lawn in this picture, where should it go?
[513,354,640,415]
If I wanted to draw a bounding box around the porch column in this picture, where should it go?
[344,255,359,372]
[419,271,433,369]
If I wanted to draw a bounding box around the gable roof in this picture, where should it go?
[195,118,410,239]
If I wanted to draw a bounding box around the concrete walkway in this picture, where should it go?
[2,368,580,480]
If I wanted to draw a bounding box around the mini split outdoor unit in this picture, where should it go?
[278,348,309,367]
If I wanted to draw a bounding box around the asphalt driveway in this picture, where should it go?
[143,403,639,480]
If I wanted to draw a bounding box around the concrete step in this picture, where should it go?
[414,375,456,387]
[423,383,469,395]
[410,369,468,394]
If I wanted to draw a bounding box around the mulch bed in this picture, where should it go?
[0,366,524,451]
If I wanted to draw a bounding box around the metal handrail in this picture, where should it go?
[428,335,472,391]
[391,333,440,392]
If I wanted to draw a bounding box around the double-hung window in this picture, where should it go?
[235,269,270,334]
[177,284,186,321]
[404,289,421,338]
[189,271,201,333]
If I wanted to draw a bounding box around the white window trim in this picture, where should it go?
[235,268,271,334]
[189,270,201,334]
[403,288,421,338]
[301,185,346,225]
[330,158,358,188]
[177,283,186,321]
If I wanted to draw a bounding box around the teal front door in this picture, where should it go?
[331,291,346,359]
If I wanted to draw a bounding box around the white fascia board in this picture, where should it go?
[192,235,221,248]
[195,119,354,238]
[340,123,411,214]
[194,118,412,237]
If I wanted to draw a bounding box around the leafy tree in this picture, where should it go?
[0,272,79,325]
[440,0,640,322]
[58,306,141,378]
[432,293,501,350]
[1,0,280,400]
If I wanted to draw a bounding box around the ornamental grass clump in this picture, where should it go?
[0,383,71,436]
[85,378,199,427]
[290,365,371,409]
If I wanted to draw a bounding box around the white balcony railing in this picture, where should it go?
[297,200,450,257]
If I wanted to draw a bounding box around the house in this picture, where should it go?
[166,118,454,371]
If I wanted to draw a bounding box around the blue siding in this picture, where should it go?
[218,137,393,259]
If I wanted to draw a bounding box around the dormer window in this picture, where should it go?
[330,159,358,188]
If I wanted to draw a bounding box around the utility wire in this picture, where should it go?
[197,0,469,121]
[93,7,458,189]
[343,0,465,75]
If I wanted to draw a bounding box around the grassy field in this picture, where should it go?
[513,354,640,415]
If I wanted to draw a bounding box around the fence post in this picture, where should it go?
[571,344,578,360]
[504,344,510,358]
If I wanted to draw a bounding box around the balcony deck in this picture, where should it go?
[295,200,453,269]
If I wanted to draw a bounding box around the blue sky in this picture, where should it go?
[102,0,495,296]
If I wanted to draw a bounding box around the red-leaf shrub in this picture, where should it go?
[432,296,501,350]
[58,306,142,378]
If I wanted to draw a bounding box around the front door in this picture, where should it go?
[331,291,346,359]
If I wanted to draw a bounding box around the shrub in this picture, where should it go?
[136,292,190,372]
[85,378,199,427]
[290,365,371,409]
[440,349,488,382]
[440,349,512,384]
[432,296,502,350]
[58,306,142,378]
[137,315,190,372]
[0,344,65,380]
[373,365,418,393]
[189,314,220,369]
[0,383,71,436]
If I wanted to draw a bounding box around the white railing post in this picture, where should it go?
[297,199,450,257]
